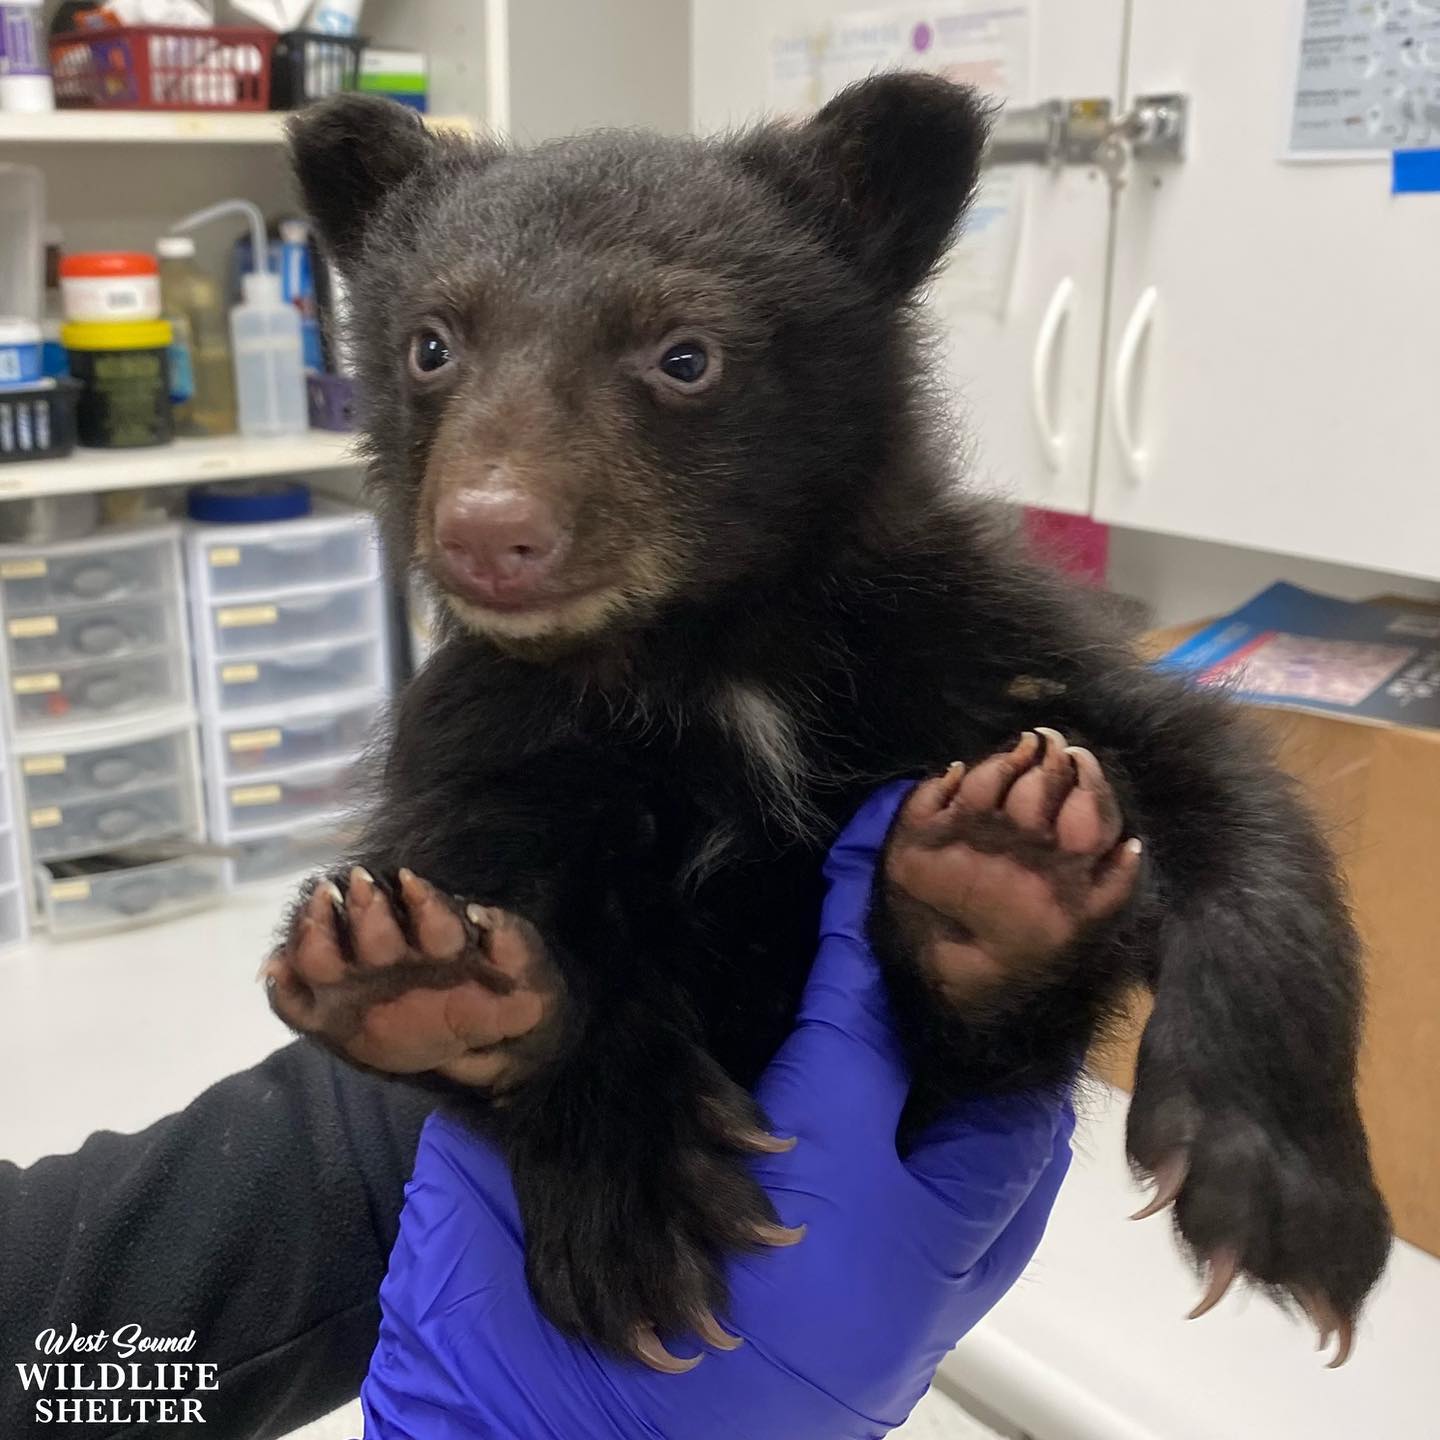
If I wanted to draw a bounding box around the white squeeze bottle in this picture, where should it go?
[172,200,308,438]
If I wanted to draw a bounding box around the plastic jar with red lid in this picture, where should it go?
[59,253,162,326]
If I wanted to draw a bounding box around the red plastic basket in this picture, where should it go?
[50,25,276,111]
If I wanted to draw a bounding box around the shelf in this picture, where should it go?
[0,109,473,145]
[0,431,360,500]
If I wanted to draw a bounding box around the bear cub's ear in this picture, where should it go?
[739,73,994,299]
[288,94,437,267]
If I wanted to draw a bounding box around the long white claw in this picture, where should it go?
[752,1221,807,1247]
[632,1326,703,1374]
[1296,1289,1356,1369]
[736,1127,798,1155]
[1328,1319,1355,1369]
[1130,1151,1188,1220]
[693,1310,744,1352]
[1187,1249,1239,1320]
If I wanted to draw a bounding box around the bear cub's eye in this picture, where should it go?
[659,342,709,385]
[409,328,453,378]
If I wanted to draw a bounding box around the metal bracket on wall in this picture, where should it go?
[985,93,1189,180]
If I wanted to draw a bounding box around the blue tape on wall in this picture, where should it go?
[1392,149,1440,194]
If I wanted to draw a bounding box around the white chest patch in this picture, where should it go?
[711,681,822,842]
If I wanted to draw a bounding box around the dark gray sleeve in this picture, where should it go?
[0,1041,432,1440]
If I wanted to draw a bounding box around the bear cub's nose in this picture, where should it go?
[434,487,564,605]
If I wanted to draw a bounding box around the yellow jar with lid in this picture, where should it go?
[61,320,175,449]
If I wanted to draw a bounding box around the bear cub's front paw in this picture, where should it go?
[885,728,1142,1001]
[264,867,563,1088]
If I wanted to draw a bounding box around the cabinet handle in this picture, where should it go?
[1111,285,1157,481]
[1030,276,1074,472]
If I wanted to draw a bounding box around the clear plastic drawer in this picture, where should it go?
[9,648,190,733]
[194,516,378,597]
[204,581,381,656]
[220,759,358,838]
[6,596,183,668]
[39,854,223,938]
[0,529,180,612]
[215,694,384,780]
[205,638,384,714]
[27,780,198,862]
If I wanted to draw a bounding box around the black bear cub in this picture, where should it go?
[271,76,1389,1370]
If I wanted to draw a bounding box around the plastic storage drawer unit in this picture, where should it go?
[0,526,192,740]
[185,508,389,888]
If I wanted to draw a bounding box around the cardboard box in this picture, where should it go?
[1095,621,1440,1260]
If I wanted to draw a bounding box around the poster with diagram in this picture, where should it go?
[767,3,1032,316]
[1288,0,1440,156]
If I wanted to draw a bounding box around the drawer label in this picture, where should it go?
[8,615,58,638]
[0,558,47,579]
[228,727,282,753]
[29,806,62,829]
[22,754,66,777]
[221,663,259,685]
[218,604,279,628]
[230,783,282,807]
[13,672,60,694]
[50,878,91,902]
[208,546,241,567]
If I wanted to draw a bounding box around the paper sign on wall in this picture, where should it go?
[767,3,1032,317]
[1288,0,1440,158]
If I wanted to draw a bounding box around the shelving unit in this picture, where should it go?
[0,110,473,146]
[185,508,388,887]
[0,431,359,500]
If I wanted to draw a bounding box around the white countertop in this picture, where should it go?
[944,1090,1440,1440]
[0,881,295,1166]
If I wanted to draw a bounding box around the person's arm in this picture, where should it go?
[0,1041,430,1440]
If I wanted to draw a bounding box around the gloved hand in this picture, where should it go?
[362,781,1075,1440]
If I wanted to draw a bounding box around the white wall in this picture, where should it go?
[504,0,690,141]
[688,0,1440,624]
[692,0,812,130]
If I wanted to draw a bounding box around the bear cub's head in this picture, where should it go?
[290,76,989,655]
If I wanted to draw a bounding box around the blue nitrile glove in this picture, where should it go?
[362,782,1075,1440]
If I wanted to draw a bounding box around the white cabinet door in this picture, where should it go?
[933,3,1124,516]
[691,0,1125,517]
[1096,0,1440,581]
